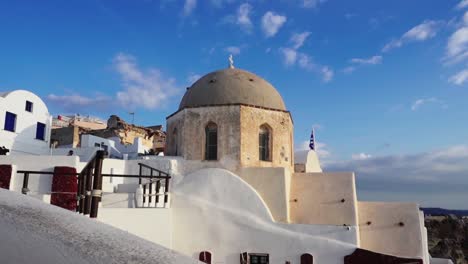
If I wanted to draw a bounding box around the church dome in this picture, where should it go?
[179,68,286,111]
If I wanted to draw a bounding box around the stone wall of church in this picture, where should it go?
[166,106,242,171]
[239,106,294,170]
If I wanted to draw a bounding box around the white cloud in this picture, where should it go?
[279,48,333,82]
[350,55,383,65]
[383,20,444,52]
[290,32,311,49]
[316,142,331,159]
[47,94,112,111]
[114,53,179,110]
[411,97,447,111]
[326,145,468,208]
[456,0,468,10]
[298,53,314,71]
[224,46,241,55]
[295,140,332,166]
[342,66,356,74]
[445,26,468,64]
[187,73,201,84]
[312,123,323,130]
[352,153,372,160]
[261,11,287,38]
[183,0,197,16]
[236,3,253,32]
[279,47,298,66]
[321,66,334,82]
[449,68,468,85]
[210,0,236,8]
[302,0,327,9]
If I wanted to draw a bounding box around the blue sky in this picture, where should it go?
[1,0,468,208]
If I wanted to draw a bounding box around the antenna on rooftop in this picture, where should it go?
[228,54,234,69]
[129,112,135,125]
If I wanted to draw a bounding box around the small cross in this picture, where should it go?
[228,54,234,69]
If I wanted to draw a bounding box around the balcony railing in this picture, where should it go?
[16,150,171,218]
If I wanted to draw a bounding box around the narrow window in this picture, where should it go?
[4,112,17,132]
[199,251,212,264]
[25,101,33,112]
[249,253,269,264]
[35,122,46,140]
[259,125,271,161]
[173,128,178,156]
[205,122,217,160]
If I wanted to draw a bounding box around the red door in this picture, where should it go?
[51,166,78,211]
[0,165,12,189]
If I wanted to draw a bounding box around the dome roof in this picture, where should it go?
[179,68,286,111]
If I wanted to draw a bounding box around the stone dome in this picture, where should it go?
[179,68,286,111]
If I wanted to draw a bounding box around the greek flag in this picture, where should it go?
[309,129,315,150]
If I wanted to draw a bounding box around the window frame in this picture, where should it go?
[204,122,218,161]
[249,253,269,264]
[259,124,272,162]
[25,101,33,113]
[4,112,17,132]
[35,122,46,140]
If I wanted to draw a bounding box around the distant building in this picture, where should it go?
[50,115,166,159]
[0,90,52,155]
[52,114,106,130]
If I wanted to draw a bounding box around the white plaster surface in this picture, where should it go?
[358,201,425,259]
[0,154,438,263]
[98,208,172,249]
[305,150,322,172]
[0,155,79,199]
[290,172,359,226]
[0,188,199,264]
[51,147,97,163]
[0,90,52,155]
[237,167,291,222]
[172,168,357,264]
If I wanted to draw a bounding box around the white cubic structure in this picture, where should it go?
[0,90,52,155]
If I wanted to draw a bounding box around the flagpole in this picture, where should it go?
[313,127,316,152]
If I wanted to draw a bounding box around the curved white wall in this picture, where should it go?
[0,90,52,155]
[171,168,358,264]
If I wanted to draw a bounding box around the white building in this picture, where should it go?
[0,90,52,155]
[51,134,152,161]
[0,67,454,264]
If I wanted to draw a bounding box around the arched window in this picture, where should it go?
[301,253,313,264]
[259,124,271,161]
[173,128,178,156]
[205,122,218,160]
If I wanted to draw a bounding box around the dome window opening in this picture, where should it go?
[259,124,272,161]
[205,122,218,160]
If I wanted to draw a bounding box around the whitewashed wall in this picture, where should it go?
[0,155,80,202]
[98,208,172,249]
[171,168,358,264]
[0,90,52,155]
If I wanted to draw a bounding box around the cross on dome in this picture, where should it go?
[228,54,234,69]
